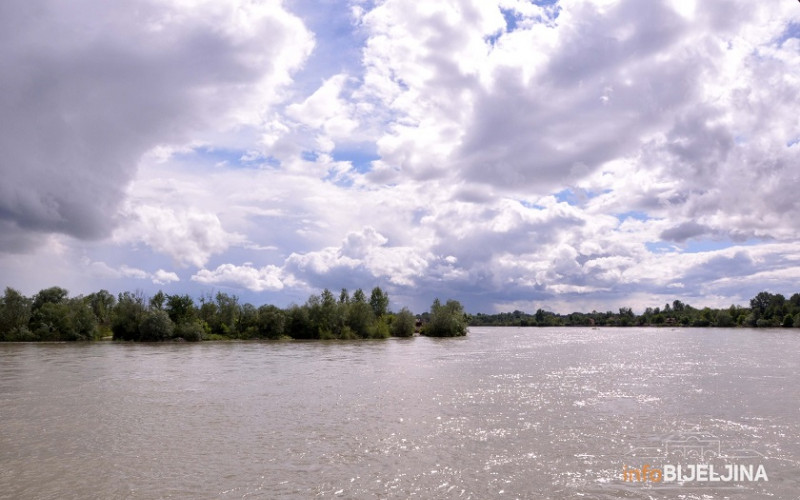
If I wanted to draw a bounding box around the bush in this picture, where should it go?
[174,320,204,342]
[112,292,146,340]
[369,319,390,339]
[138,310,174,341]
[391,308,415,337]
[257,305,286,339]
[424,299,467,337]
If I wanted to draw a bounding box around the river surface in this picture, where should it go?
[1,327,799,499]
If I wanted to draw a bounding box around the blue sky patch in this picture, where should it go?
[174,147,278,169]
[331,148,380,174]
[501,8,519,32]
[647,238,763,255]
[301,150,319,162]
[616,211,650,222]
[777,22,800,46]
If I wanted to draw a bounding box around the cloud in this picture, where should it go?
[285,226,431,289]
[115,204,244,268]
[83,259,180,285]
[191,263,284,292]
[3,0,800,315]
[660,221,711,243]
[152,269,180,286]
[0,0,313,250]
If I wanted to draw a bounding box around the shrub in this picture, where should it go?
[174,320,204,342]
[138,310,174,341]
[424,299,467,337]
[391,308,415,337]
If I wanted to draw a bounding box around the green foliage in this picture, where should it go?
[423,298,467,337]
[391,308,416,337]
[369,318,390,339]
[174,320,204,341]
[257,305,285,339]
[138,309,174,341]
[11,283,800,342]
[86,290,115,326]
[215,292,240,338]
[369,287,389,318]
[0,287,32,341]
[286,304,315,339]
[166,294,196,325]
[150,290,166,311]
[112,291,146,341]
[238,303,259,338]
[29,297,98,341]
[31,286,68,312]
[347,299,375,338]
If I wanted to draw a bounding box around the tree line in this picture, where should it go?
[0,286,468,342]
[469,291,800,328]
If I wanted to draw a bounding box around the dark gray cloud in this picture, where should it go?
[660,221,711,242]
[0,0,308,248]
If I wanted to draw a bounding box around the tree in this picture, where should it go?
[166,294,196,325]
[31,298,98,341]
[86,290,116,327]
[215,292,240,337]
[138,309,174,341]
[347,289,375,338]
[391,308,415,337]
[308,289,338,337]
[369,287,389,319]
[31,286,68,312]
[750,291,773,319]
[257,304,285,339]
[68,298,99,340]
[286,304,315,339]
[112,291,146,341]
[150,290,166,311]
[239,303,259,338]
[0,287,32,341]
[424,298,467,337]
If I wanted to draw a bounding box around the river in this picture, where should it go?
[1,327,799,499]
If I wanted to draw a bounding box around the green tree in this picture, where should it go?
[138,309,174,341]
[86,289,116,327]
[750,291,773,319]
[68,298,99,340]
[150,290,166,311]
[174,320,204,341]
[286,304,315,339]
[166,294,196,325]
[257,304,286,339]
[391,307,415,337]
[31,302,71,340]
[31,286,68,312]
[369,287,389,319]
[215,292,240,337]
[112,291,147,341]
[424,298,467,337]
[347,289,375,338]
[239,303,259,338]
[0,287,32,341]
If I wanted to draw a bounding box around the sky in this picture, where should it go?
[1,0,799,314]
